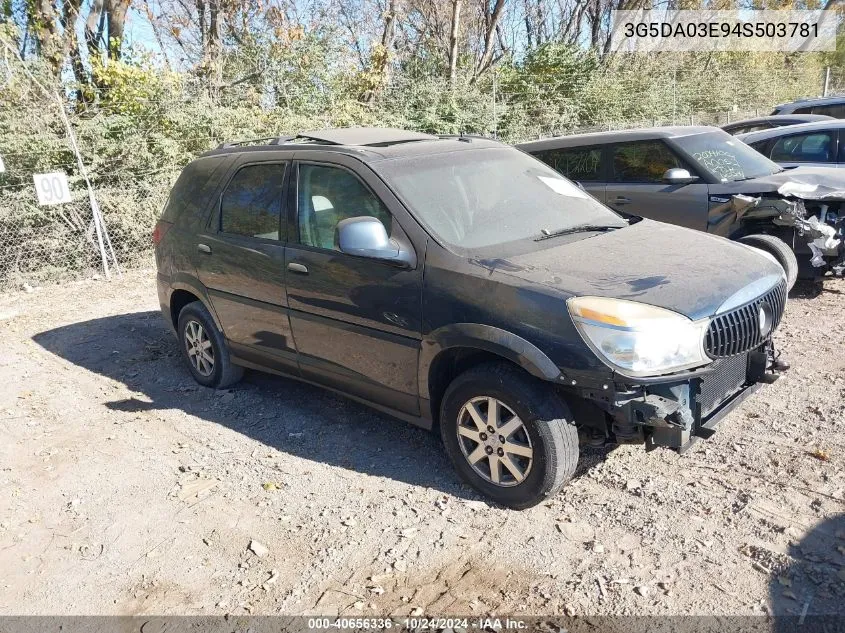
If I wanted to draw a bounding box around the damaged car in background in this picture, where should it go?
[518,126,845,286]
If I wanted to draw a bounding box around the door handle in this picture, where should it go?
[287,262,308,274]
[197,243,212,254]
[614,197,632,204]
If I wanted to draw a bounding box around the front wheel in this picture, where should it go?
[738,234,798,291]
[440,362,579,509]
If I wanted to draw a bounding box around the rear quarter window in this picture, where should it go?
[811,104,845,118]
[161,156,228,224]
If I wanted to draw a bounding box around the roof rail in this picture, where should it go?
[438,133,492,142]
[297,128,438,146]
[215,136,296,150]
[213,128,449,150]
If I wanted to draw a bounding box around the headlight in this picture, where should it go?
[567,296,710,377]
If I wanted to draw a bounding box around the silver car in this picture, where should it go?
[737,120,845,169]
[721,114,833,136]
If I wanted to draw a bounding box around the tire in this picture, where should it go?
[177,301,244,389]
[738,234,798,291]
[439,362,579,509]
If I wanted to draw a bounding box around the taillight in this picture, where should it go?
[152,220,173,246]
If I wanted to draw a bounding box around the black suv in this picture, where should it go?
[155,128,787,509]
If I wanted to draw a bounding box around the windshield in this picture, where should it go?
[673,131,782,182]
[379,147,625,250]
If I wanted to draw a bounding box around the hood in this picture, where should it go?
[711,166,845,200]
[493,220,784,321]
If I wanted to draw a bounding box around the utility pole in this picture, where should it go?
[55,91,118,279]
[492,69,498,139]
[672,66,677,125]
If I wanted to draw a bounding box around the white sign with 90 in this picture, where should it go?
[33,172,73,206]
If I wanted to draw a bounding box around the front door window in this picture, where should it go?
[296,164,392,250]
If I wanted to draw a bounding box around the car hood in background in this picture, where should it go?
[489,220,784,322]
[711,166,845,200]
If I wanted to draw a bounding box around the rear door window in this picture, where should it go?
[770,131,835,163]
[220,163,287,240]
[533,147,603,181]
[610,141,686,182]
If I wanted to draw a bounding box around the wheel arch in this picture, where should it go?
[420,324,563,425]
[167,275,222,332]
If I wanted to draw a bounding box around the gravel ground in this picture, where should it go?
[0,269,843,617]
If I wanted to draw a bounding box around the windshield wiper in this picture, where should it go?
[534,223,624,241]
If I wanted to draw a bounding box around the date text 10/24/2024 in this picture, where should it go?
[307,617,529,630]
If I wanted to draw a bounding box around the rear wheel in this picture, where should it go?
[440,362,579,509]
[177,301,243,389]
[738,234,798,291]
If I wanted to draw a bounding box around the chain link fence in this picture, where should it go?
[0,164,177,288]
[0,57,840,290]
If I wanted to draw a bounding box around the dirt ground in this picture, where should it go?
[0,268,843,617]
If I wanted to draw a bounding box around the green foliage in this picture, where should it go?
[89,47,182,116]
[0,17,841,285]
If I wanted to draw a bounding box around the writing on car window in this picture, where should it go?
[691,150,745,181]
[672,131,780,182]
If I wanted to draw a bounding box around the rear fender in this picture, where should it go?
[166,273,224,332]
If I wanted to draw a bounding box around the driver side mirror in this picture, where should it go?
[662,168,698,185]
[336,216,415,268]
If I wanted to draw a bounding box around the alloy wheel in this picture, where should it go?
[184,320,214,377]
[455,396,533,487]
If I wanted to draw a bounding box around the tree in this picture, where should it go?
[473,0,506,80]
[447,0,462,82]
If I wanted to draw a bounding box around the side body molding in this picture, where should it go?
[419,323,564,418]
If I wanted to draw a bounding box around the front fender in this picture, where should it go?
[419,323,563,401]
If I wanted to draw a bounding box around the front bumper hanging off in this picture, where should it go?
[607,341,781,452]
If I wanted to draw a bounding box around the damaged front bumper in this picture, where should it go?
[605,342,779,452]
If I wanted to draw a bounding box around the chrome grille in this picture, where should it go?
[705,281,787,358]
